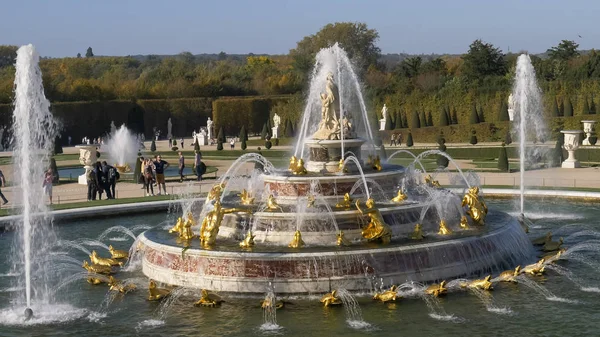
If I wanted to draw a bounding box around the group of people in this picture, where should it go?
[389,133,404,146]
[140,155,170,197]
[86,161,120,201]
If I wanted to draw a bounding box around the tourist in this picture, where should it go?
[178,152,185,182]
[100,161,113,199]
[153,155,169,195]
[230,138,235,149]
[68,136,72,146]
[139,156,146,189]
[390,133,397,146]
[397,133,403,146]
[102,161,118,199]
[0,168,8,205]
[94,162,105,200]
[43,168,54,204]
[143,159,155,196]
[194,150,203,181]
[180,137,184,149]
[86,166,97,201]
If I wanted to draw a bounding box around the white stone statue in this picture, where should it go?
[207,117,214,140]
[272,113,282,138]
[581,120,597,146]
[312,72,341,140]
[379,104,388,131]
[76,144,97,184]
[507,94,515,121]
[167,118,173,139]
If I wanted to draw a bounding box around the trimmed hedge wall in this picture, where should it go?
[212,95,291,136]
[137,97,212,138]
[380,122,510,144]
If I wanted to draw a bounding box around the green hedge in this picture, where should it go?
[138,97,213,138]
[380,122,510,144]
[212,95,291,136]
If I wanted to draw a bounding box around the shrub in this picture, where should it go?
[385,115,393,130]
[217,126,225,143]
[133,156,142,182]
[172,138,177,146]
[150,140,156,152]
[499,101,510,121]
[439,108,449,126]
[50,158,59,183]
[426,111,433,127]
[406,132,414,147]
[552,132,564,167]
[591,98,597,115]
[265,139,272,149]
[437,139,449,168]
[53,136,63,155]
[582,99,590,115]
[239,125,248,142]
[478,106,485,123]
[261,123,268,139]
[551,98,560,117]
[451,107,458,124]
[285,119,294,137]
[504,129,512,145]
[564,97,573,117]
[212,95,289,135]
[171,146,178,151]
[470,104,480,124]
[411,110,421,129]
[394,111,402,129]
[379,144,387,160]
[217,139,223,151]
[497,143,509,172]
[194,140,200,152]
[274,138,279,146]
[470,129,478,145]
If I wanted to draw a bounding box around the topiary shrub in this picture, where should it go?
[451,108,458,124]
[470,104,480,124]
[439,108,449,126]
[564,97,573,117]
[171,146,178,151]
[261,123,268,140]
[274,138,279,146]
[499,101,510,121]
[504,129,512,145]
[426,111,433,127]
[217,139,223,151]
[552,132,564,167]
[53,136,63,155]
[265,139,272,149]
[406,132,414,147]
[478,106,485,123]
[151,140,156,152]
[470,130,478,145]
[394,111,402,129]
[497,143,509,172]
[590,98,597,115]
[172,138,177,146]
[379,144,387,160]
[411,110,421,129]
[551,98,560,117]
[582,99,590,115]
[217,126,225,143]
[133,156,142,183]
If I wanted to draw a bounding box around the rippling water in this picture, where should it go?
[1,199,599,336]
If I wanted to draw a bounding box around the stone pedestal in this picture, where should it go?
[196,133,208,146]
[581,120,597,146]
[561,130,583,168]
[76,144,98,185]
[271,126,280,139]
[379,119,386,131]
[304,138,365,173]
[508,108,515,121]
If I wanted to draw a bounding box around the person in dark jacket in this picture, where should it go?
[102,161,118,199]
[94,162,106,200]
[87,166,97,201]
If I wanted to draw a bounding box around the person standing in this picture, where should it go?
[397,132,403,146]
[194,150,203,181]
[139,156,146,189]
[178,152,185,183]
[86,166,97,201]
[43,168,54,204]
[230,138,235,149]
[143,159,155,196]
[0,168,8,205]
[102,161,118,199]
[94,162,105,200]
[153,155,169,195]
[390,133,397,146]
[100,162,113,199]
[180,138,184,149]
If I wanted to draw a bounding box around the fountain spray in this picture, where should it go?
[12,45,58,314]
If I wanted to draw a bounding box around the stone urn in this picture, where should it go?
[76,144,98,184]
[560,130,583,168]
[581,120,597,146]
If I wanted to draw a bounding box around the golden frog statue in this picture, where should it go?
[336,231,350,246]
[82,260,113,275]
[307,194,315,208]
[180,218,196,241]
[356,199,392,244]
[462,275,493,290]
[206,182,226,204]
[459,216,470,230]
[148,280,170,301]
[532,232,552,246]
[320,290,342,307]
[200,200,251,246]
[90,250,123,267]
[373,285,399,303]
[238,189,255,205]
[371,155,382,171]
[87,277,106,285]
[409,223,425,240]
[169,217,184,235]
[239,231,255,248]
[438,220,452,235]
[108,276,136,294]
[498,266,521,283]
[291,158,308,175]
[424,175,441,188]
[425,280,447,297]
[541,248,566,263]
[261,297,284,310]
[337,159,348,173]
[108,245,129,260]
[194,289,223,307]
[335,193,354,209]
[288,156,297,171]
[543,237,564,252]
[522,259,546,276]
[288,230,305,248]
[391,189,407,203]
[266,194,283,212]
[461,186,488,225]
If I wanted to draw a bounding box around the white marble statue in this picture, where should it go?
[167,118,173,139]
[272,113,282,138]
[379,104,388,131]
[207,117,214,140]
[507,94,515,121]
[312,72,341,140]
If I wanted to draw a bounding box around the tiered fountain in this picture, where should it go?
[138,45,533,294]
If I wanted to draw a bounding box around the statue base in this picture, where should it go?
[272,126,280,139]
[304,138,365,173]
[379,119,386,131]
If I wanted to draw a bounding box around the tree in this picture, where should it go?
[439,108,449,126]
[76,53,81,58]
[461,39,506,80]
[86,47,94,58]
[591,98,597,115]
[564,97,573,117]
[398,56,422,78]
[240,125,248,150]
[582,98,590,115]
[411,110,421,129]
[285,119,294,137]
[426,111,433,127]
[406,132,414,147]
[547,40,579,62]
[0,45,18,68]
[470,104,480,124]
[217,126,225,143]
[504,129,512,145]
[470,130,478,145]
[498,101,510,121]
[217,138,224,151]
[384,115,393,130]
[551,98,560,117]
[290,22,381,73]
[451,108,459,125]
[150,140,156,152]
[394,111,402,129]
[478,106,485,123]
[497,143,509,172]
[261,123,268,140]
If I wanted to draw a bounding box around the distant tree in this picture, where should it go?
[285,119,294,137]
[76,53,81,58]
[439,108,449,126]
[497,143,509,172]
[406,131,414,147]
[547,40,579,62]
[411,110,421,129]
[498,101,510,121]
[217,126,225,143]
[397,56,422,78]
[478,106,485,123]
[394,111,402,129]
[239,126,248,150]
[591,98,597,115]
[85,47,94,58]
[426,111,433,127]
[461,39,506,80]
[0,45,18,68]
[504,129,512,145]
[564,97,573,117]
[470,104,480,124]
[261,123,268,140]
[582,98,590,115]
[551,98,560,117]
[385,114,393,130]
[218,51,227,60]
[451,108,459,125]
[150,140,156,152]
[470,130,478,145]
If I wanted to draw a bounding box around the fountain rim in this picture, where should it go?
[262,166,404,182]
[303,138,366,148]
[560,130,583,134]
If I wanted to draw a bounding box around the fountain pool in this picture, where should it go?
[0,199,599,336]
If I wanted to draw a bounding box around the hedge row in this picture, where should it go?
[212,95,291,136]
[379,122,511,144]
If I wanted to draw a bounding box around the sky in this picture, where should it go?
[1,0,599,58]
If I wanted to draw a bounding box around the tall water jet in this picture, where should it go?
[511,54,548,215]
[11,44,58,310]
[104,124,139,172]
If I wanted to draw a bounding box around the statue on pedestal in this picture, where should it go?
[379,104,388,131]
[272,113,281,138]
[507,94,515,121]
[207,117,214,140]
[167,118,173,140]
[312,72,341,140]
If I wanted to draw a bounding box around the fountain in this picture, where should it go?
[10,44,59,317]
[104,124,140,173]
[138,45,533,294]
[511,54,548,215]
